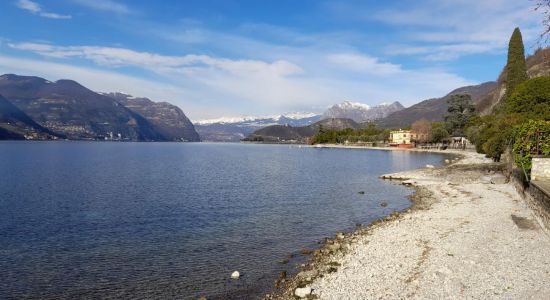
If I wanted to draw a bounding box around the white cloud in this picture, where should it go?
[386,43,503,61]
[16,0,40,13]
[71,0,131,14]
[325,0,543,60]
[7,43,304,78]
[326,53,402,75]
[16,0,72,19]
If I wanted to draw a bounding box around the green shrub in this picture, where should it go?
[512,120,550,172]
[505,76,550,120]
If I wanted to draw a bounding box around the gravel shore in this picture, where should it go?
[274,149,550,299]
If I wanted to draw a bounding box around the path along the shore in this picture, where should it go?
[296,150,550,299]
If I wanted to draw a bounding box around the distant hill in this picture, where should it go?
[0,94,56,140]
[322,101,404,122]
[244,118,360,143]
[104,92,200,142]
[0,74,198,141]
[376,81,497,128]
[477,47,550,115]
[195,123,260,142]
[195,113,321,142]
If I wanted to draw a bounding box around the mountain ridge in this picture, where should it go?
[104,92,200,142]
[0,74,199,141]
[375,82,498,128]
[322,100,404,122]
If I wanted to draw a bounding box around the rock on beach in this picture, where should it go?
[294,287,312,298]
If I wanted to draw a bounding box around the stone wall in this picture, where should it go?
[531,157,550,181]
[511,168,550,232]
[526,182,550,232]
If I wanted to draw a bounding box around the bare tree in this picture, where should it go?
[535,0,550,44]
[411,119,432,143]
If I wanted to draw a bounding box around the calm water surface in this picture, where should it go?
[0,142,447,299]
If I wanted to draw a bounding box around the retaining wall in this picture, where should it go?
[511,168,550,232]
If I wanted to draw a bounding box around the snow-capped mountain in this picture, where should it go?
[195,101,404,142]
[322,101,404,123]
[194,112,321,142]
[195,112,319,126]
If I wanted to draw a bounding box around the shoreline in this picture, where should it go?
[310,143,467,155]
[267,147,550,299]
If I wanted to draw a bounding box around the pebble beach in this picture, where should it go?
[272,149,550,299]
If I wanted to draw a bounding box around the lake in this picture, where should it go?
[0,142,447,299]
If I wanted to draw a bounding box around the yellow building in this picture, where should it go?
[390,129,429,146]
[390,130,412,145]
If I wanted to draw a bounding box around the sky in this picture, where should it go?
[0,0,546,120]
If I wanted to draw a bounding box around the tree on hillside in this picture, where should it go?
[411,119,431,143]
[444,94,475,136]
[505,28,528,100]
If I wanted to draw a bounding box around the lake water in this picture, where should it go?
[0,142,447,299]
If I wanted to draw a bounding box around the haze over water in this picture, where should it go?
[0,142,446,299]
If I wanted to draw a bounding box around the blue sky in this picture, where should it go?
[0,0,545,120]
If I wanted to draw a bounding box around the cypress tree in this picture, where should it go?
[505,27,528,100]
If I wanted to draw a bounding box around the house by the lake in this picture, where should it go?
[390,130,413,148]
[389,129,429,148]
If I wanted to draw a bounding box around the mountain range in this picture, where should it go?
[323,101,404,122]
[0,74,199,141]
[195,101,403,142]
[243,82,497,143]
[194,113,322,142]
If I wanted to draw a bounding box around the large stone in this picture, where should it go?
[490,174,507,184]
[294,287,312,298]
